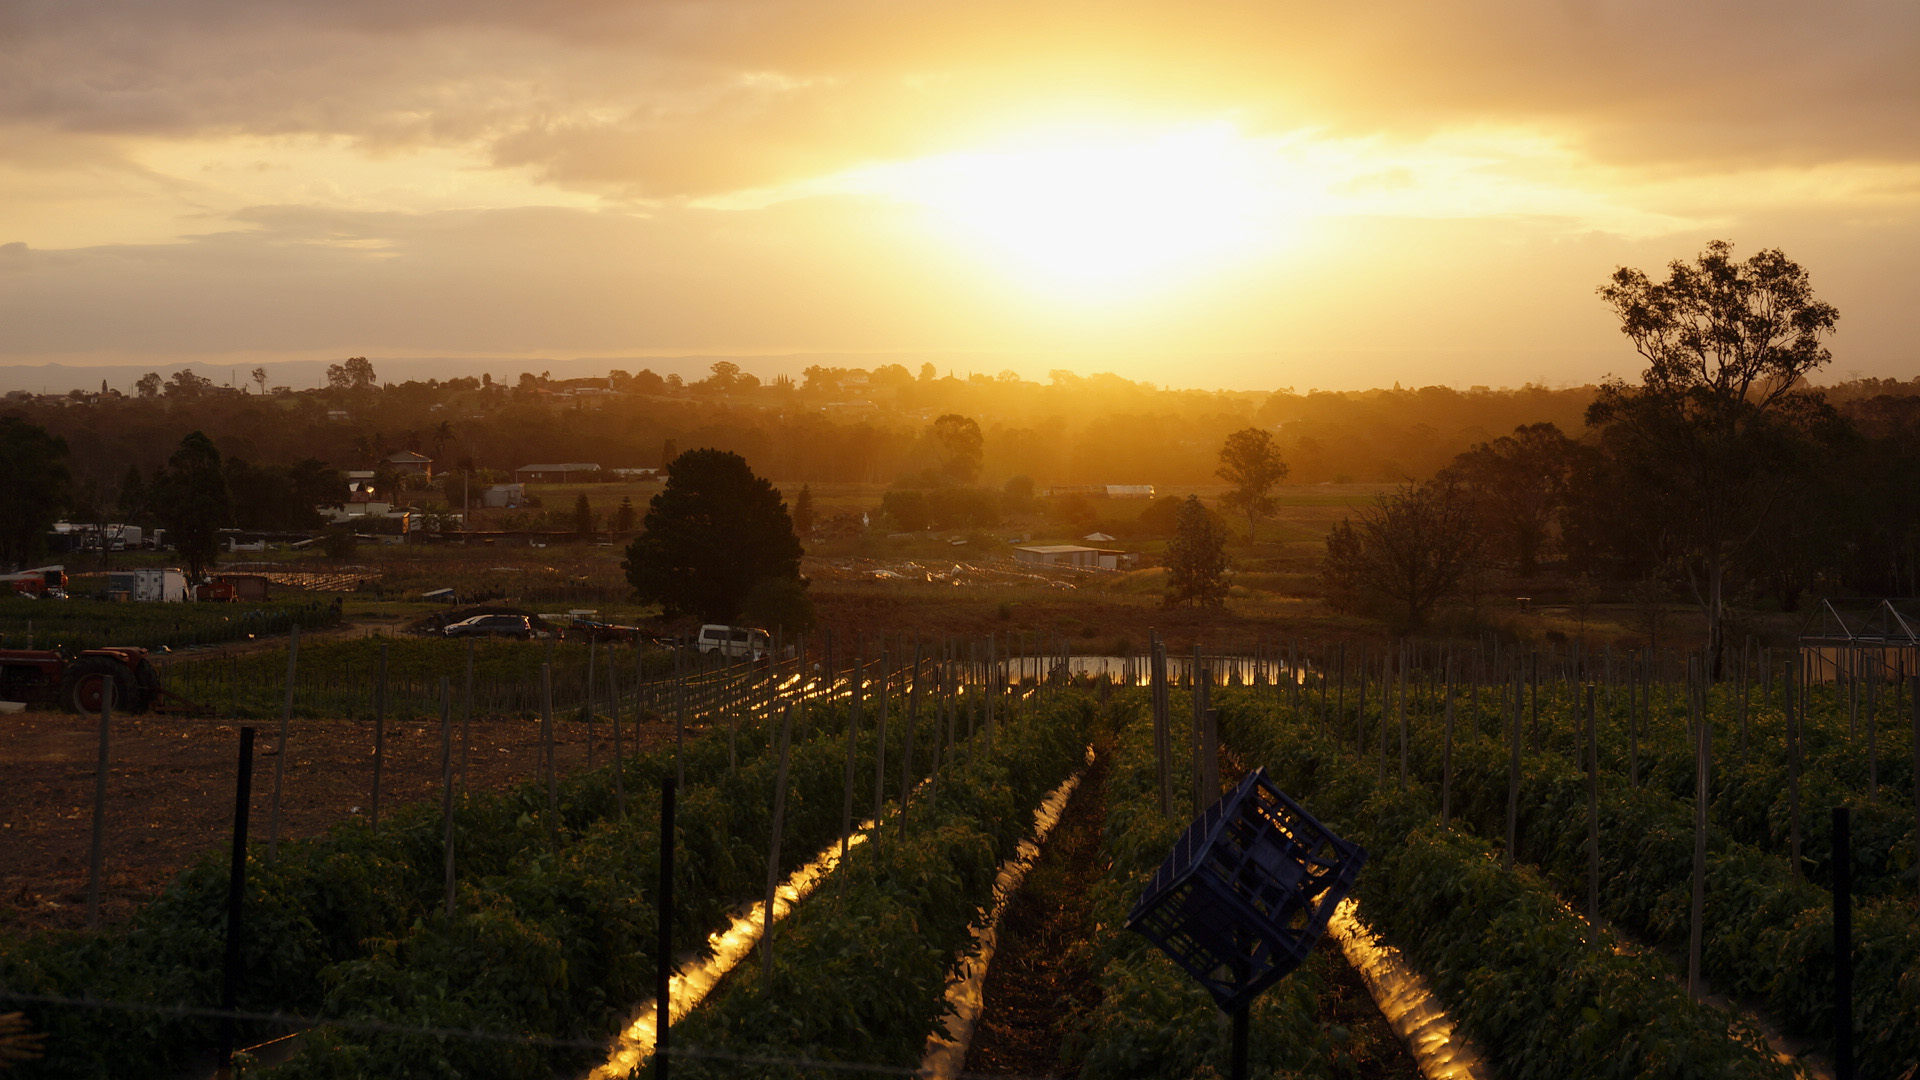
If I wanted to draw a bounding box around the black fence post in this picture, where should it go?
[217,727,256,1079]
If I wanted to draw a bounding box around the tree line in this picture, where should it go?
[1315,242,1920,674]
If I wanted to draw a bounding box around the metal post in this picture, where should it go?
[1833,806,1853,1080]
[267,623,299,859]
[1912,675,1920,905]
[216,726,255,1079]
[657,777,675,1080]
[1229,1005,1249,1080]
[85,681,113,928]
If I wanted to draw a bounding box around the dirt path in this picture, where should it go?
[0,710,682,934]
[964,753,1110,1076]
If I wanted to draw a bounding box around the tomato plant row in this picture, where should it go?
[1072,700,1365,1079]
[0,687,952,1079]
[1226,692,1801,1080]
[645,693,1097,1078]
[1224,679,1920,1078]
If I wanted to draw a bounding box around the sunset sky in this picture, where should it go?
[3,1,1917,390]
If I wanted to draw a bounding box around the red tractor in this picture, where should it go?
[0,647,204,715]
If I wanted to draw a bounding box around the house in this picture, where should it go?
[515,462,602,483]
[384,451,433,478]
[1014,544,1130,571]
[482,483,525,508]
[1104,484,1155,499]
[319,496,416,533]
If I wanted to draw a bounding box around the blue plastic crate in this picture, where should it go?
[1125,767,1367,1012]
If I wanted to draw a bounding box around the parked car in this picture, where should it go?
[443,614,534,640]
[563,617,639,643]
[696,624,770,660]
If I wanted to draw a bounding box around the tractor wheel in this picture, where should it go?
[129,656,162,713]
[59,657,138,715]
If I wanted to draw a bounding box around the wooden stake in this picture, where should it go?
[85,679,112,928]
[542,662,558,856]
[267,623,299,860]
[1586,684,1600,941]
[872,648,889,824]
[762,703,795,980]
[371,642,386,830]
[840,642,862,857]
[1688,659,1709,998]
[1507,670,1521,871]
[441,677,455,918]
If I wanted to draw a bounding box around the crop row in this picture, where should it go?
[1403,719,1918,1076]
[657,693,1097,1077]
[1071,699,1365,1079]
[1264,669,1917,897]
[1223,693,1799,1080]
[0,597,345,654]
[1,683,980,1080]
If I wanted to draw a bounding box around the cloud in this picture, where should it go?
[4,1,1916,199]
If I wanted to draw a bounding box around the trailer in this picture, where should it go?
[1,565,68,599]
[107,568,189,602]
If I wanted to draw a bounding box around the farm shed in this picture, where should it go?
[214,574,272,601]
[482,483,525,508]
[515,462,602,483]
[1014,544,1129,570]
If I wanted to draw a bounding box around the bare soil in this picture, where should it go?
[0,709,677,934]
[965,753,1109,1076]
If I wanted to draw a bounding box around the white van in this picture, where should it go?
[697,624,770,660]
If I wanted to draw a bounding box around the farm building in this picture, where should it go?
[515,462,602,483]
[213,574,272,601]
[1044,484,1156,499]
[384,450,433,478]
[482,483,526,508]
[1014,544,1130,570]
